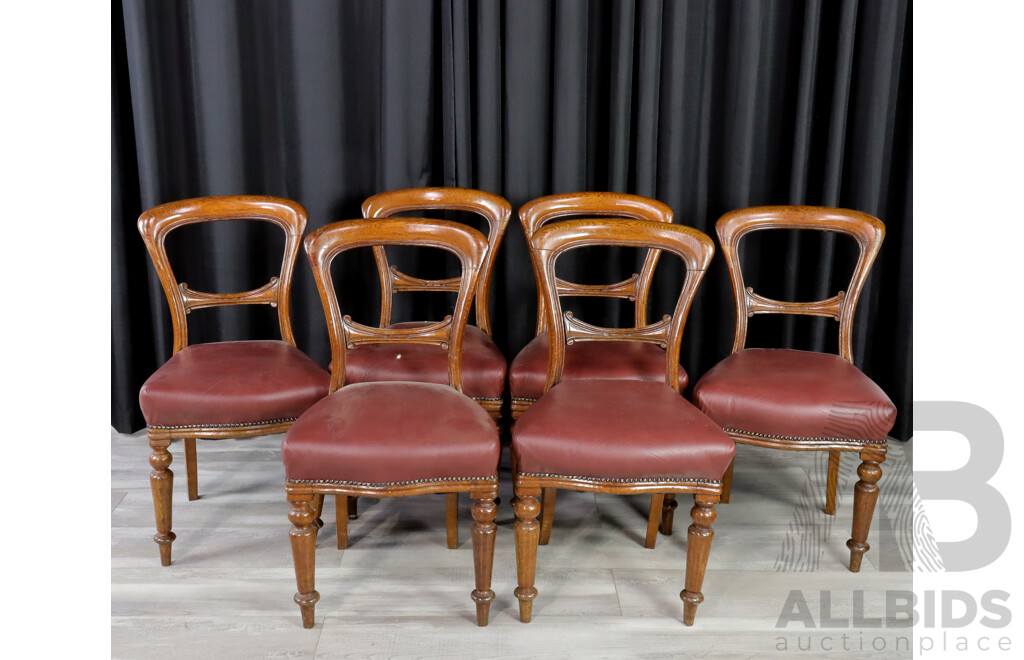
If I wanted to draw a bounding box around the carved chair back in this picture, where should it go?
[715,206,885,363]
[518,193,674,336]
[304,218,488,394]
[361,188,511,336]
[137,195,308,354]
[530,218,715,394]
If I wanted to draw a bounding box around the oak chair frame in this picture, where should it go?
[287,217,499,628]
[514,193,677,546]
[512,218,723,626]
[359,188,511,547]
[705,205,888,573]
[138,195,310,566]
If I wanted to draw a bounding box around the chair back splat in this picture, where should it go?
[715,206,885,362]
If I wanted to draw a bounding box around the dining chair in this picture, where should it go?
[691,206,897,572]
[137,196,330,566]
[282,217,500,628]
[508,192,686,547]
[510,217,735,626]
[337,187,510,547]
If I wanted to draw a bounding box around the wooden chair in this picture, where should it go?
[137,196,330,566]
[691,206,896,572]
[508,192,684,547]
[510,218,735,626]
[282,217,500,628]
[341,187,509,546]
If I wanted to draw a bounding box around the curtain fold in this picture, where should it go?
[113,0,912,439]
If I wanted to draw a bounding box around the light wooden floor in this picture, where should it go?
[112,429,912,659]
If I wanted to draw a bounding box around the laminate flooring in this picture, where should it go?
[111,429,913,659]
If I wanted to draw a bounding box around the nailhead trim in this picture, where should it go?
[288,474,499,487]
[512,398,537,403]
[149,417,296,430]
[518,472,721,485]
[725,427,887,444]
[472,397,503,402]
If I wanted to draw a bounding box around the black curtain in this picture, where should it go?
[113,0,912,440]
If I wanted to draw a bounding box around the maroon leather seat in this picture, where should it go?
[513,380,734,481]
[692,348,896,443]
[282,382,500,485]
[139,340,330,429]
[509,333,689,402]
[344,323,506,400]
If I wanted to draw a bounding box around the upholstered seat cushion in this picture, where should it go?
[512,380,734,481]
[139,340,330,429]
[692,348,897,443]
[508,333,689,401]
[282,382,500,484]
[343,323,507,400]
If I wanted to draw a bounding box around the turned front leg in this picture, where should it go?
[513,490,541,623]
[148,435,176,566]
[681,494,718,626]
[470,491,498,626]
[288,491,320,628]
[847,449,885,572]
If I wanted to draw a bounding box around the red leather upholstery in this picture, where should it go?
[343,323,507,400]
[692,348,896,443]
[282,382,500,484]
[512,380,735,481]
[139,340,330,428]
[509,333,689,401]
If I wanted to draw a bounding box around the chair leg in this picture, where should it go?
[719,457,735,504]
[287,491,320,628]
[348,496,359,520]
[538,488,557,545]
[645,494,666,549]
[847,449,885,572]
[148,435,175,566]
[470,491,498,626]
[681,494,717,626]
[513,489,541,623]
[660,494,678,535]
[183,438,199,501]
[446,493,459,549]
[311,494,325,531]
[335,495,349,549]
[825,450,841,515]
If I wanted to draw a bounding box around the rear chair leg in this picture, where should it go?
[539,488,556,545]
[645,494,665,549]
[825,450,841,515]
[184,437,199,501]
[335,495,349,549]
[719,457,735,504]
[447,493,459,549]
[660,494,678,535]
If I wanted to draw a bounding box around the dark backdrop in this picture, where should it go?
[113,0,912,440]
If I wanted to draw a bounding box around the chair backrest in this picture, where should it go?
[361,187,511,336]
[137,195,307,354]
[715,206,886,363]
[531,218,715,394]
[305,218,488,394]
[518,192,674,336]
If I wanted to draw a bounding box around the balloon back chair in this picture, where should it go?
[692,206,896,572]
[509,192,686,547]
[282,218,500,628]
[341,188,509,547]
[510,218,735,626]
[137,196,330,566]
